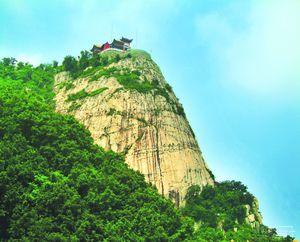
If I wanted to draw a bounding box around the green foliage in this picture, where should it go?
[107,108,117,116]
[126,49,151,59]
[62,56,78,77]
[174,104,186,118]
[132,69,141,76]
[88,87,108,97]
[58,80,75,90]
[182,181,255,230]
[61,50,184,118]
[2,57,17,66]
[62,49,134,79]
[190,226,225,242]
[110,69,174,103]
[0,75,191,241]
[190,224,293,242]
[66,87,108,103]
[165,83,173,93]
[206,168,215,181]
[60,49,173,104]
[182,182,293,241]
[52,60,58,68]
[99,49,150,61]
[68,102,82,112]
[114,54,121,62]
[0,55,293,242]
[88,66,118,82]
[66,89,88,102]
[78,50,92,71]
[115,72,153,93]
[0,57,57,103]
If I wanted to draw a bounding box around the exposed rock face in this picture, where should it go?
[54,50,214,205]
[245,198,263,228]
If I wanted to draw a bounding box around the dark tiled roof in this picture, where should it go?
[121,37,133,43]
[111,39,124,45]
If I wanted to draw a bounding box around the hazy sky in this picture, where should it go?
[0,0,299,238]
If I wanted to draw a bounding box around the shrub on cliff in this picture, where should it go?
[182,182,294,241]
[182,181,255,229]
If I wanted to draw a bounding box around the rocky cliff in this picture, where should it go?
[245,198,263,228]
[54,50,214,205]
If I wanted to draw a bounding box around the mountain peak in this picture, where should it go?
[54,49,215,205]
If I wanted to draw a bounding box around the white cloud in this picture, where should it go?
[196,0,300,101]
[15,53,43,66]
[0,48,43,66]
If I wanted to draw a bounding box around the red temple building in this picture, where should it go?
[91,37,132,54]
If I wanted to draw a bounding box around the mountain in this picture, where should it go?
[54,49,214,205]
[0,55,293,241]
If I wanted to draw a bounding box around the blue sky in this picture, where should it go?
[0,0,299,238]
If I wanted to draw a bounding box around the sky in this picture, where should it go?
[0,0,299,238]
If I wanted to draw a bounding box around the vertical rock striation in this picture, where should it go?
[54,50,214,205]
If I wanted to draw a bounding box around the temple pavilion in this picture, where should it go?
[91,37,133,54]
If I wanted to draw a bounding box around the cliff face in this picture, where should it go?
[54,50,214,205]
[245,198,263,228]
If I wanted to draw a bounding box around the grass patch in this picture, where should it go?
[68,102,82,112]
[100,49,151,60]
[57,81,75,91]
[79,66,101,78]
[65,82,75,90]
[116,73,153,93]
[66,87,108,103]
[88,67,118,82]
[165,83,173,93]
[126,49,151,59]
[88,87,108,97]
[174,104,186,118]
[66,90,88,102]
[107,108,117,116]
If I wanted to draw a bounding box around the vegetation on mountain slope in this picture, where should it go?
[183,183,294,241]
[0,55,294,241]
[183,181,256,229]
[61,50,186,118]
[0,69,192,241]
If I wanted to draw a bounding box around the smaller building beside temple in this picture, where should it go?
[121,37,133,49]
[91,37,133,54]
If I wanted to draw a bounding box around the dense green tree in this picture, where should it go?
[52,60,58,68]
[78,50,91,71]
[0,58,56,103]
[0,75,191,240]
[2,57,16,66]
[183,182,294,241]
[62,55,78,76]
[190,227,225,242]
[182,181,255,230]
[189,224,294,242]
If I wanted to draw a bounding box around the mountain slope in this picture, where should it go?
[0,78,192,241]
[54,50,214,205]
[0,56,293,241]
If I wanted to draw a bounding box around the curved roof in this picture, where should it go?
[121,37,133,43]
